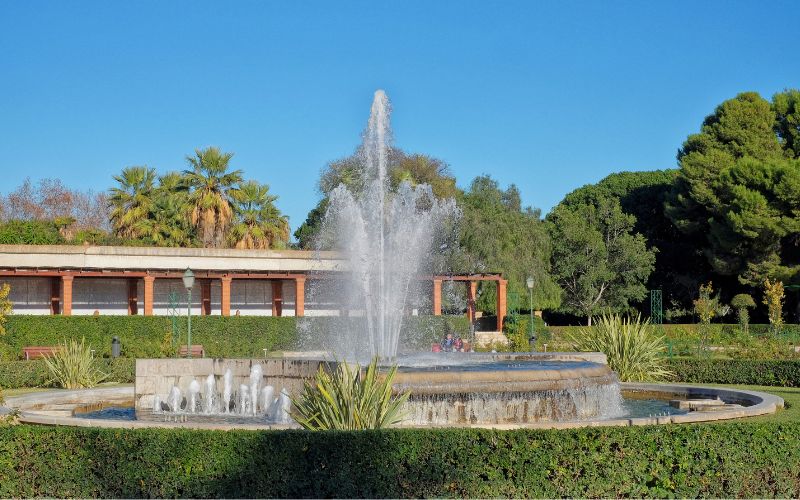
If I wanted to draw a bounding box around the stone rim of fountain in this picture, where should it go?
[2,382,784,431]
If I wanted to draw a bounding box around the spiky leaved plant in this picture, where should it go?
[564,313,673,382]
[291,357,409,430]
[43,338,108,389]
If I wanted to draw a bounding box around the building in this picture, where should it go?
[0,244,507,330]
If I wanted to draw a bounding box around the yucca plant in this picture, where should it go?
[291,357,409,430]
[43,338,108,389]
[564,313,673,382]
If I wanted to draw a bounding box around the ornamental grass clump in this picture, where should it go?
[564,313,672,382]
[291,357,409,430]
[43,338,107,389]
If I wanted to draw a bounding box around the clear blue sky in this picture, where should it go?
[2,1,798,237]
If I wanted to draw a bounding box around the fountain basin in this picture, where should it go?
[2,382,783,430]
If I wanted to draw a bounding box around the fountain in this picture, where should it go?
[312,90,459,361]
[2,90,783,430]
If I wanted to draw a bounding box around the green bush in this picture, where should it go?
[667,358,800,387]
[0,220,64,245]
[564,314,672,382]
[0,359,134,389]
[0,423,799,497]
[292,358,409,430]
[42,338,108,389]
[0,315,469,360]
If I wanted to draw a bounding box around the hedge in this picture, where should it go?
[667,358,800,387]
[0,423,798,498]
[2,356,798,390]
[0,358,135,389]
[0,315,469,360]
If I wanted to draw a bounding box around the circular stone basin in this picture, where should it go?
[392,358,621,425]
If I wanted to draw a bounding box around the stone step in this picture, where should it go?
[669,398,725,410]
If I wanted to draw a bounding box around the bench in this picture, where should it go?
[22,346,62,360]
[178,345,205,358]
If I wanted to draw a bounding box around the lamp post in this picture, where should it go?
[182,268,195,358]
[526,276,535,351]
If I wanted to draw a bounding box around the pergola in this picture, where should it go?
[0,245,509,330]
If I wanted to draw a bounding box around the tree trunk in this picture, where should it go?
[587,316,592,326]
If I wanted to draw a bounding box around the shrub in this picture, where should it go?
[731,293,756,333]
[0,283,10,336]
[564,313,672,382]
[42,338,107,389]
[0,359,134,389]
[2,423,800,497]
[502,313,531,351]
[292,358,409,430]
[764,279,785,334]
[0,315,469,360]
[667,358,800,387]
[0,220,64,245]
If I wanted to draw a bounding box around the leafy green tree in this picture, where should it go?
[714,157,800,286]
[228,180,289,249]
[773,89,800,158]
[547,197,655,324]
[731,293,755,333]
[560,169,709,307]
[0,220,64,244]
[294,198,328,249]
[666,92,786,278]
[459,176,561,313]
[108,166,157,240]
[297,148,460,249]
[183,147,243,248]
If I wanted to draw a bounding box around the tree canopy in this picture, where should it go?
[547,197,656,323]
[458,175,561,312]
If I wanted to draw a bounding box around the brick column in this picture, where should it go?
[143,276,155,316]
[496,279,507,332]
[61,275,73,316]
[220,276,232,317]
[271,280,283,317]
[127,278,139,315]
[466,280,477,323]
[295,276,306,317]
[432,279,442,316]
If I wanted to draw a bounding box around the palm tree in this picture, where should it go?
[108,166,156,239]
[228,180,290,249]
[137,174,193,247]
[183,147,243,247]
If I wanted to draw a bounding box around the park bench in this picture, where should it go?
[22,346,62,360]
[178,345,205,358]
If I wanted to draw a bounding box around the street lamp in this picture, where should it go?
[526,276,535,351]
[182,268,195,358]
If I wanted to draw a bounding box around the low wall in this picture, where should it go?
[134,358,325,413]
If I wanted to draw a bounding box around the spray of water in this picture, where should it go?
[316,90,459,360]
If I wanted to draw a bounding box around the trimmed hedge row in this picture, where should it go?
[0,315,469,360]
[0,423,799,497]
[548,323,800,338]
[2,357,799,390]
[667,358,800,387]
[0,359,135,389]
